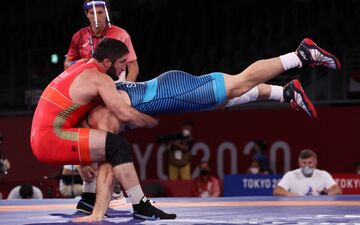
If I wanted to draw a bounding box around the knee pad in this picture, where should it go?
[105,132,133,167]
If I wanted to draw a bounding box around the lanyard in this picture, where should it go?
[89,35,105,56]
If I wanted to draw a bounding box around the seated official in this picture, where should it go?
[273,149,342,196]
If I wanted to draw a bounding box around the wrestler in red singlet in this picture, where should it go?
[30,62,102,165]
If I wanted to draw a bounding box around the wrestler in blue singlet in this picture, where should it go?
[116,70,227,116]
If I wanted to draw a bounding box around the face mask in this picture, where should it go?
[249,167,260,174]
[200,169,209,176]
[182,129,191,137]
[301,166,314,176]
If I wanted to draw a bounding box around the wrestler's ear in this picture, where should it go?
[103,59,112,68]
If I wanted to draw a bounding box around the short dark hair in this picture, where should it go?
[92,38,129,63]
[298,149,317,160]
[254,139,267,150]
[182,121,194,127]
[19,184,34,199]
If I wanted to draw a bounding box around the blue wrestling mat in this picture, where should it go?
[1,195,360,224]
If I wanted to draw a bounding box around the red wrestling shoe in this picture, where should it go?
[296,38,341,70]
[283,79,317,118]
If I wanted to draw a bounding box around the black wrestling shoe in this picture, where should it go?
[132,197,177,220]
[76,192,96,214]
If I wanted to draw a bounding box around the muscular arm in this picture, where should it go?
[70,67,157,130]
[96,73,157,129]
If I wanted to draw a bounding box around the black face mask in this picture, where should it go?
[107,63,118,81]
[200,169,209,176]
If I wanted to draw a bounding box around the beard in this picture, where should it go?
[107,64,118,81]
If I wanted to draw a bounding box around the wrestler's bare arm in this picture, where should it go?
[96,75,157,129]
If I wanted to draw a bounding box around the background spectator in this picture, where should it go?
[7,184,43,199]
[355,161,360,175]
[0,133,10,199]
[251,139,272,174]
[157,121,194,180]
[0,158,10,177]
[167,122,194,180]
[246,160,262,175]
[191,160,221,197]
[0,134,10,177]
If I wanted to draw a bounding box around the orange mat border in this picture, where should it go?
[2,200,360,212]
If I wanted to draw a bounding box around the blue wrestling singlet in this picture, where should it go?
[116,70,226,115]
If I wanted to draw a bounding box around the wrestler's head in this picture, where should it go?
[83,0,111,29]
[93,38,129,80]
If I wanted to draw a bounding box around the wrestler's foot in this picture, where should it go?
[283,79,317,118]
[133,197,177,220]
[296,38,341,70]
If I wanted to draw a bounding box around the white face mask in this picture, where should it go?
[182,129,191,137]
[249,167,260,174]
[301,166,314,176]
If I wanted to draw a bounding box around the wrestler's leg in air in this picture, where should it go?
[225,80,316,118]
[222,38,340,118]
[115,38,339,119]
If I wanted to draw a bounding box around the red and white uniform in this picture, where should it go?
[66,25,137,64]
[30,62,103,165]
[191,176,221,197]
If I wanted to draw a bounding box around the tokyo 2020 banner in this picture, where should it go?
[0,105,359,184]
